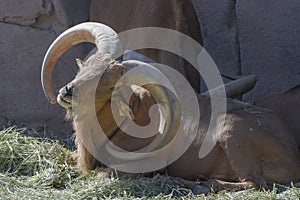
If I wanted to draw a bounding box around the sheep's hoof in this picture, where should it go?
[192,184,211,195]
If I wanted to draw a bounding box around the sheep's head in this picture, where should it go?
[41,23,122,104]
[41,23,177,154]
[57,54,124,119]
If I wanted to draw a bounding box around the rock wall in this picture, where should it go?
[0,0,90,32]
[0,0,299,136]
[236,0,300,102]
[192,0,241,77]
[0,0,91,136]
[193,0,300,102]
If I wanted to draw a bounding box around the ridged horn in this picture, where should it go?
[106,60,181,160]
[41,22,122,104]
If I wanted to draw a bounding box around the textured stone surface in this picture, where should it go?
[0,0,52,26]
[0,22,92,136]
[0,0,90,32]
[192,0,240,77]
[0,0,91,135]
[51,0,91,29]
[236,0,300,102]
[194,0,300,101]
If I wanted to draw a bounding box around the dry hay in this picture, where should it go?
[0,127,299,200]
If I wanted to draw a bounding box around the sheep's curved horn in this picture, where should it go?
[122,60,179,143]
[106,60,180,160]
[201,75,256,98]
[41,22,122,104]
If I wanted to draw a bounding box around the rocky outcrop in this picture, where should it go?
[192,0,240,77]
[0,0,52,26]
[193,0,300,102]
[0,0,90,32]
[0,0,91,136]
[236,0,300,102]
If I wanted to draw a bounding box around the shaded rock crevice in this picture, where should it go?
[232,0,241,75]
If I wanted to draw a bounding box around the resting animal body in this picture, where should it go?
[41,23,300,194]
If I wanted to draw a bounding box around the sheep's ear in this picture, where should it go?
[76,58,85,68]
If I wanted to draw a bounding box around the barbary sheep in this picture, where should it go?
[41,22,300,194]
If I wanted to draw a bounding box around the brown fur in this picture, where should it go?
[62,58,300,193]
[166,97,300,190]
[255,85,300,150]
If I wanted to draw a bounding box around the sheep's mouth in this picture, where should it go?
[57,94,78,108]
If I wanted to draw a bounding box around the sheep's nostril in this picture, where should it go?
[65,84,73,96]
